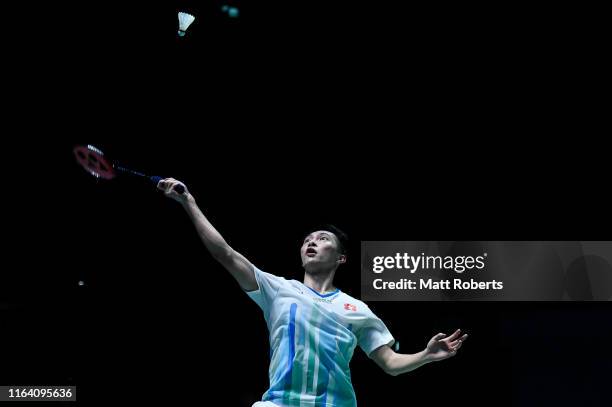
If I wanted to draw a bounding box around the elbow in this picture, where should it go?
[211,245,233,261]
[386,368,400,377]
[383,364,400,377]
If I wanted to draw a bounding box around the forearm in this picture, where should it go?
[181,195,232,259]
[386,350,432,376]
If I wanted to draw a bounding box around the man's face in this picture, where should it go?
[300,230,346,271]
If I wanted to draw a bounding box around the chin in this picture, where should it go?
[302,257,317,266]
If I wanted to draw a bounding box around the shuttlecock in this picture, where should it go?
[178,12,195,37]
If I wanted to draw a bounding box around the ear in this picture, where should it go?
[337,254,347,265]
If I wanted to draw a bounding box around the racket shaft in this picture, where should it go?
[114,165,147,178]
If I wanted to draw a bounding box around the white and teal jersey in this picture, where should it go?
[247,266,394,407]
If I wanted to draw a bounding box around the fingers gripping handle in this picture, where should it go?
[151,176,185,194]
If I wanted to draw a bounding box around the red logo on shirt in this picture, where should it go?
[344,303,357,312]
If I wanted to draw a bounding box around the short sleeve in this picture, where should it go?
[356,306,395,357]
[245,266,286,313]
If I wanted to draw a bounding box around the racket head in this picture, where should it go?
[73,145,116,180]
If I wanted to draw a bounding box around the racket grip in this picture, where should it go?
[150,176,185,194]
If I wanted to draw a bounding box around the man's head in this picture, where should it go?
[300,225,348,274]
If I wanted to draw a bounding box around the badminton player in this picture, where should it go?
[157,178,468,407]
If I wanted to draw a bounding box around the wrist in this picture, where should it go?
[419,349,435,364]
[181,193,196,208]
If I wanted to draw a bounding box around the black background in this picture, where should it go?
[2,1,610,406]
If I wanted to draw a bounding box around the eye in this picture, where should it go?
[320,236,329,241]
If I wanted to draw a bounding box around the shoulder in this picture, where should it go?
[253,266,288,283]
[250,267,295,297]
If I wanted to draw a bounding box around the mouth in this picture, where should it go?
[305,247,318,257]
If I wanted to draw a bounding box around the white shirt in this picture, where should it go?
[247,266,394,407]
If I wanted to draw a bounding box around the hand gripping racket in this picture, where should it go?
[73,144,185,194]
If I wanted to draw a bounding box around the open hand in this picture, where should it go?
[425,329,468,362]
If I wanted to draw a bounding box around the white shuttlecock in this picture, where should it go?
[178,12,195,37]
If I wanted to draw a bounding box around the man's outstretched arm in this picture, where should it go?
[158,178,258,292]
[371,329,468,376]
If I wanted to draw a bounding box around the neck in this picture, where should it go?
[303,268,337,293]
